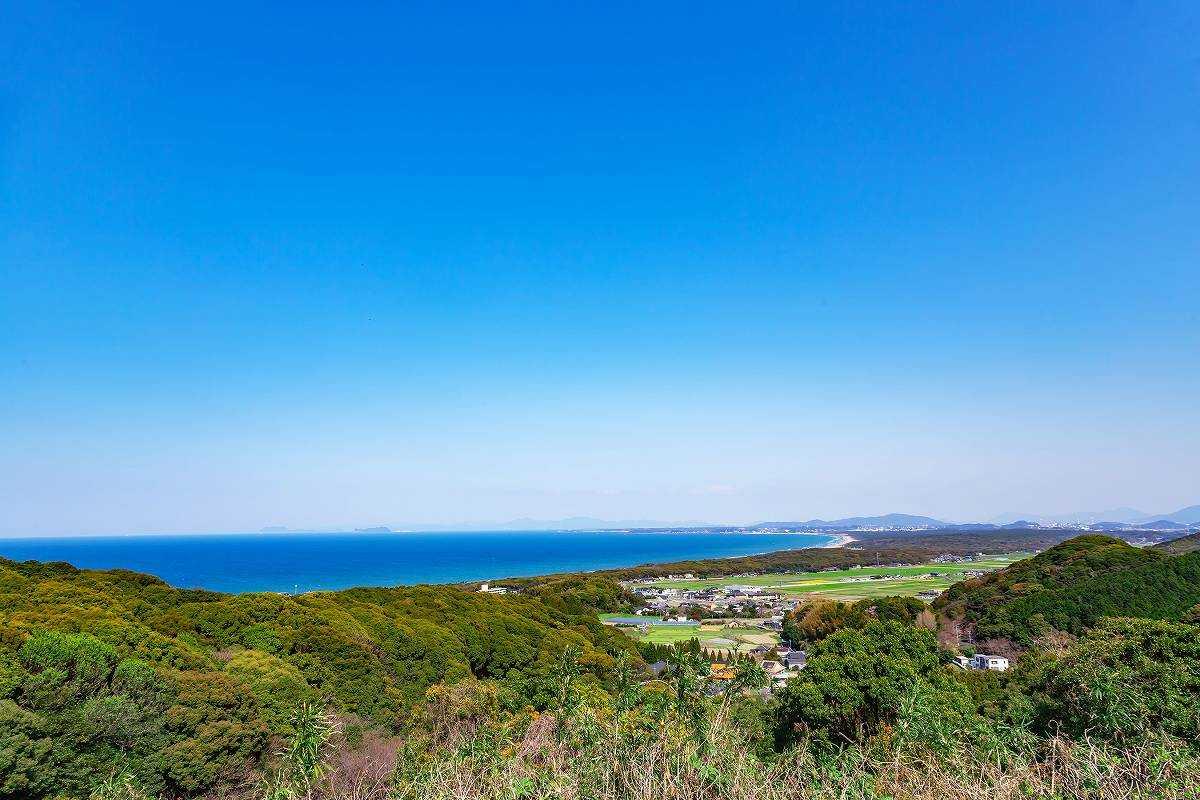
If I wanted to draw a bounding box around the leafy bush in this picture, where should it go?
[1036,617,1200,741]
[775,621,973,747]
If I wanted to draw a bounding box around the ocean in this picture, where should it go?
[0,530,836,594]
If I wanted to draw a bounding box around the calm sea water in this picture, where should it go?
[0,531,834,594]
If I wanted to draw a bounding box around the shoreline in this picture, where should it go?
[479,532,853,585]
[0,529,841,594]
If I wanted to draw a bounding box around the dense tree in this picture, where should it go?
[1154,531,1200,555]
[0,557,633,798]
[935,536,1200,645]
[774,621,973,747]
[783,595,928,645]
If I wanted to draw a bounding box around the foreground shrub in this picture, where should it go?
[1037,617,1200,741]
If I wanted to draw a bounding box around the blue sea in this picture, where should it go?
[0,531,835,594]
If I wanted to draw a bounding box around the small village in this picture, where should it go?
[478,554,1014,699]
[589,572,1010,695]
[628,577,794,624]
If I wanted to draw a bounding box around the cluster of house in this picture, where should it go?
[929,552,988,564]
[647,644,809,695]
[758,645,808,687]
[627,583,791,627]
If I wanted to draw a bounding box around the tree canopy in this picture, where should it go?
[934,535,1200,645]
[0,557,635,798]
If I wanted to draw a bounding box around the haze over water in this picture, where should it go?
[0,531,836,593]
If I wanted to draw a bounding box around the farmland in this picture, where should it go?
[600,615,781,652]
[632,554,1028,601]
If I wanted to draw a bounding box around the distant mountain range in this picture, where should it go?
[752,506,1200,533]
[991,507,1145,525]
[268,505,1199,535]
[990,505,1200,527]
[484,506,1200,533]
[1147,505,1200,524]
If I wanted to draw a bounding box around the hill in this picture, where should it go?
[933,534,1200,646]
[1155,531,1200,555]
[1144,504,1200,524]
[987,504,1200,526]
[0,558,634,797]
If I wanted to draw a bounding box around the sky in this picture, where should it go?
[2,2,1198,535]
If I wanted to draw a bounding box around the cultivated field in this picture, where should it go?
[633,554,1028,601]
[600,615,781,652]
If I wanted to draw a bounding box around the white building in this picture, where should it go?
[972,654,1009,671]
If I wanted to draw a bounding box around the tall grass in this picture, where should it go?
[289,696,1199,800]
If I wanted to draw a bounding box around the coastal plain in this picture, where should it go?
[602,553,1029,653]
[632,554,1027,599]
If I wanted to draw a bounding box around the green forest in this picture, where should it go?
[934,534,1200,645]
[0,559,635,797]
[3,533,1200,799]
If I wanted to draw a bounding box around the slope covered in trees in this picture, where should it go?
[1155,531,1200,555]
[933,535,1200,645]
[782,595,932,645]
[0,557,634,798]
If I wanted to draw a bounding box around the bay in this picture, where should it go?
[0,530,836,593]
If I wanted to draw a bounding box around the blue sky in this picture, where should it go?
[2,2,1198,534]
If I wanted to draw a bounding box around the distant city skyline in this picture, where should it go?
[3,2,1198,537]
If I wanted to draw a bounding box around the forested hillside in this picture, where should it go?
[1155,531,1200,554]
[0,557,634,798]
[933,535,1200,645]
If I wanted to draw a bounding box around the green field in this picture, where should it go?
[633,554,1029,600]
[600,615,780,652]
